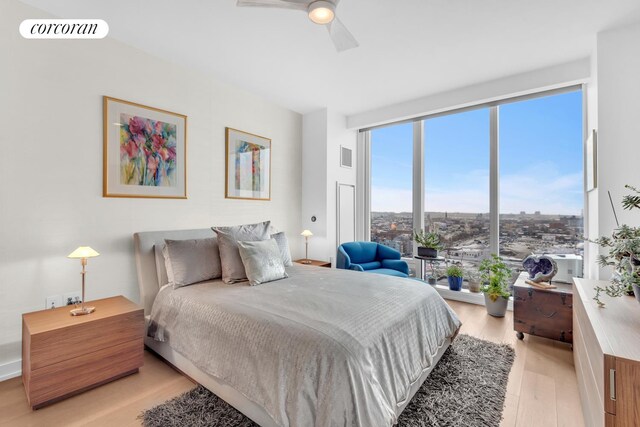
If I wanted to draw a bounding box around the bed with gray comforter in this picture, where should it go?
[148,264,461,427]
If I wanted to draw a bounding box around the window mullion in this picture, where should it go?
[490,106,500,255]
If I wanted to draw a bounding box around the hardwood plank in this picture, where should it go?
[516,371,558,427]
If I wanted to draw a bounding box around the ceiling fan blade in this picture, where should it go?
[236,0,308,11]
[327,16,359,52]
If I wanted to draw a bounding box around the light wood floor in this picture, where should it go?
[0,301,584,427]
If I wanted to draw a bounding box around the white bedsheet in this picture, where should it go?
[148,264,461,427]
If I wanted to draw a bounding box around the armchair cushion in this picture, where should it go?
[359,261,382,271]
[381,259,409,275]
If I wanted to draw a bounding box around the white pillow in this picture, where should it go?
[238,239,288,286]
[212,221,271,284]
[163,238,222,288]
[271,232,293,267]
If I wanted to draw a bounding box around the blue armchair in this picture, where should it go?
[336,242,409,278]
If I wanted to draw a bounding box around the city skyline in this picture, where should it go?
[370,90,583,216]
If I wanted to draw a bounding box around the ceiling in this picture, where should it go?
[20,0,640,116]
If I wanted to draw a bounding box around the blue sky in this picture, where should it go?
[371,90,583,215]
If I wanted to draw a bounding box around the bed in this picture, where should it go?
[134,228,461,427]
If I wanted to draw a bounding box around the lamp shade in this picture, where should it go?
[67,246,100,259]
[301,230,314,237]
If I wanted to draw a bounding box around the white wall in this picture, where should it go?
[592,22,640,279]
[0,0,302,370]
[347,58,591,130]
[301,109,357,264]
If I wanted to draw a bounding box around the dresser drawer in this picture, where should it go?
[514,287,573,343]
[27,339,143,408]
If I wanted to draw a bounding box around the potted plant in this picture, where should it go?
[466,271,481,293]
[413,230,442,258]
[479,254,512,317]
[446,264,464,291]
[590,185,640,306]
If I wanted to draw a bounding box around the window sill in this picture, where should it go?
[429,283,514,311]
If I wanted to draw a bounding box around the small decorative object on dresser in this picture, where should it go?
[294,259,331,268]
[513,272,572,342]
[300,229,313,264]
[67,246,100,316]
[22,296,144,409]
[225,127,271,200]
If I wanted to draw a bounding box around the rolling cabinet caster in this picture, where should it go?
[516,331,525,340]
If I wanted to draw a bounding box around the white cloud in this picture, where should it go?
[372,162,583,215]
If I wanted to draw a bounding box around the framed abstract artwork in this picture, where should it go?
[225,127,271,200]
[103,96,187,198]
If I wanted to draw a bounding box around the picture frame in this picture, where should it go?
[586,129,597,192]
[225,127,271,201]
[103,96,187,199]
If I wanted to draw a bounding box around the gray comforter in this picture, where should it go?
[148,265,461,427]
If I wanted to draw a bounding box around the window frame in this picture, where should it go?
[361,85,585,276]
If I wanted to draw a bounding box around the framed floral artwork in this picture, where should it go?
[225,127,271,200]
[103,96,187,198]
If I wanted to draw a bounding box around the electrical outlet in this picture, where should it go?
[63,291,82,306]
[45,295,63,309]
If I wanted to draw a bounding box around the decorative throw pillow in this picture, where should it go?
[163,238,222,289]
[237,239,288,286]
[271,232,293,267]
[212,221,271,283]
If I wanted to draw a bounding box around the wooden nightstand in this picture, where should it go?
[22,296,144,409]
[294,259,331,268]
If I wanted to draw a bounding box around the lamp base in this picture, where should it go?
[70,306,95,316]
[301,260,312,264]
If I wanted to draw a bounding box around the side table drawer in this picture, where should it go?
[27,339,143,408]
[29,310,144,370]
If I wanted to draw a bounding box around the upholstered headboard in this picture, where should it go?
[133,228,216,315]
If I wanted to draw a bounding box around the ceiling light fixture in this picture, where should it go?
[308,1,335,25]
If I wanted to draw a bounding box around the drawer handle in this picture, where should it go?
[610,369,616,401]
[534,307,557,318]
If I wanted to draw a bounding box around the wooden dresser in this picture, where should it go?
[573,278,640,427]
[513,272,573,343]
[22,296,144,409]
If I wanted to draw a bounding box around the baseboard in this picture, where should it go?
[0,360,21,382]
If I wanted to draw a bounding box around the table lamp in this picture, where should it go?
[67,246,100,316]
[301,230,313,264]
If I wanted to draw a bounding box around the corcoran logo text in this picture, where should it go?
[19,19,109,39]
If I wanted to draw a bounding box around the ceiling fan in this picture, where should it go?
[236,0,359,52]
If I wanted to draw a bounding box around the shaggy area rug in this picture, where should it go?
[140,334,515,427]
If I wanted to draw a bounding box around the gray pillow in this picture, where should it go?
[163,238,222,289]
[154,244,169,287]
[271,232,293,267]
[213,221,271,284]
[237,239,288,286]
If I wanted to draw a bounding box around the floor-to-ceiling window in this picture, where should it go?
[498,91,584,273]
[370,122,414,258]
[366,87,584,283]
[424,109,490,281]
